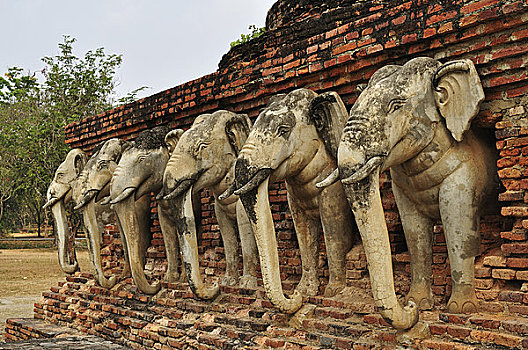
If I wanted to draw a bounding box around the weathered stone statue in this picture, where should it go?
[73,138,132,288]
[159,110,258,300]
[221,88,357,314]
[108,126,184,295]
[44,149,88,274]
[318,57,497,329]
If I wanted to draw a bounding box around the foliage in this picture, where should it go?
[0,67,39,104]
[230,25,266,48]
[41,35,122,121]
[0,36,129,235]
[117,86,150,106]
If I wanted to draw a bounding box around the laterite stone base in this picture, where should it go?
[5,273,526,349]
[2,318,127,349]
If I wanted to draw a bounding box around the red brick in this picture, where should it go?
[392,15,406,25]
[446,325,471,339]
[429,324,447,335]
[501,207,528,217]
[483,255,506,267]
[503,243,528,254]
[402,33,417,44]
[461,0,500,14]
[491,269,516,280]
[516,271,528,281]
[426,10,457,25]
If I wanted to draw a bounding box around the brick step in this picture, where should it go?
[429,322,528,348]
[304,330,387,350]
[302,318,372,338]
[420,337,480,350]
[437,312,528,337]
[307,295,376,315]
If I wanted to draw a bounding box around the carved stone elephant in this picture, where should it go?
[318,57,497,329]
[159,110,258,300]
[108,126,185,295]
[44,149,88,274]
[221,88,357,314]
[73,138,132,288]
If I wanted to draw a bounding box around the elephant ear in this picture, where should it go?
[165,129,184,154]
[433,59,484,142]
[308,91,349,159]
[120,139,133,153]
[115,139,133,162]
[226,113,252,156]
[266,94,287,107]
[73,151,87,176]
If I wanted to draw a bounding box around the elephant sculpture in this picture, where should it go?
[72,138,132,288]
[317,57,497,329]
[108,126,187,295]
[221,88,357,314]
[159,110,258,300]
[44,149,88,274]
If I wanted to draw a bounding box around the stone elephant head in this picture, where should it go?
[319,57,494,329]
[72,138,131,288]
[160,110,256,300]
[43,148,87,274]
[108,126,180,295]
[222,88,356,314]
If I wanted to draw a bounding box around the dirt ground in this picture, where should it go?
[0,248,90,339]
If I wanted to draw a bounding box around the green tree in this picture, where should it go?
[0,36,126,235]
[41,35,123,121]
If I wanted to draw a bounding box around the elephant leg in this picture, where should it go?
[115,214,131,279]
[215,201,240,286]
[439,167,480,314]
[289,191,320,297]
[158,203,181,282]
[236,200,258,289]
[392,182,434,310]
[320,182,355,297]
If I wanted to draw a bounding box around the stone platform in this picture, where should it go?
[4,272,527,349]
[2,319,128,349]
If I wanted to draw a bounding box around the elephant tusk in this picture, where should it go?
[109,187,136,205]
[316,168,340,188]
[218,181,238,201]
[43,197,60,210]
[99,196,112,205]
[164,179,195,201]
[155,189,165,201]
[341,156,384,185]
[73,189,98,210]
[234,168,272,196]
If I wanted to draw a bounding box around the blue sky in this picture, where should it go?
[0,0,276,99]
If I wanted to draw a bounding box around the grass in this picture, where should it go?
[0,248,90,340]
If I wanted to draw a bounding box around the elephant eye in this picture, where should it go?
[97,160,108,170]
[195,142,209,155]
[388,98,406,113]
[138,154,148,162]
[277,125,291,136]
[56,173,64,180]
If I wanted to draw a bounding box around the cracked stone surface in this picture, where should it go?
[0,336,129,349]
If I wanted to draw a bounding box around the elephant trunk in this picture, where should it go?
[239,177,302,314]
[113,196,160,295]
[50,200,79,274]
[83,200,117,289]
[344,168,418,330]
[174,186,219,300]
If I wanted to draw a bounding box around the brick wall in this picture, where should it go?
[60,0,528,314]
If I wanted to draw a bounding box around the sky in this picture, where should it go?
[0,0,277,99]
